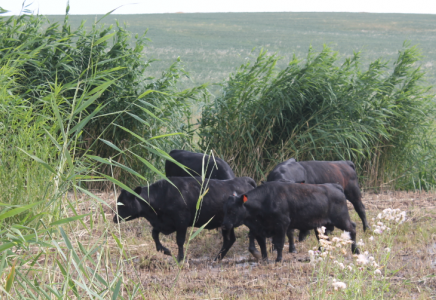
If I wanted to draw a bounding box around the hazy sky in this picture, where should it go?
[2,0,436,15]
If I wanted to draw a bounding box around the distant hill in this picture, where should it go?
[47,12,436,91]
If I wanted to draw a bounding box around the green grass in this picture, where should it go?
[47,12,436,91]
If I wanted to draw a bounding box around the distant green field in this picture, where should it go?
[48,12,436,90]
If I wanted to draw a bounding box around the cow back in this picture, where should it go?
[145,176,255,230]
[298,161,358,188]
[266,158,306,183]
[165,150,236,180]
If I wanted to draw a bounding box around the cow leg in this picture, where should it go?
[348,221,360,254]
[314,229,323,251]
[176,227,187,262]
[314,227,333,251]
[325,224,335,235]
[255,235,268,261]
[271,238,276,252]
[345,186,370,231]
[314,229,319,241]
[298,229,311,242]
[214,228,236,261]
[287,228,297,253]
[334,219,360,255]
[248,231,262,260]
[152,228,171,256]
[272,233,285,262]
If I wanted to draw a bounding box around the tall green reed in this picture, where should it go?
[0,6,207,188]
[0,52,175,300]
[199,44,436,189]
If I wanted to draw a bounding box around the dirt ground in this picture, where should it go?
[83,190,436,299]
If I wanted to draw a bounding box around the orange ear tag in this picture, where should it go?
[243,195,248,203]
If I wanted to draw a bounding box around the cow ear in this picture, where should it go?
[134,186,142,195]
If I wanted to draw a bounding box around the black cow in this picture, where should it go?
[113,176,256,262]
[267,159,369,239]
[165,150,235,180]
[222,181,360,262]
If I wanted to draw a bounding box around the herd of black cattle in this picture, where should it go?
[113,150,369,262]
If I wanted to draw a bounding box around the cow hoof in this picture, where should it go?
[213,255,223,261]
[351,244,360,254]
[158,247,172,256]
[250,249,262,261]
[289,247,297,253]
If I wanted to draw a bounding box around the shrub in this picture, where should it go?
[199,44,436,189]
[0,9,206,187]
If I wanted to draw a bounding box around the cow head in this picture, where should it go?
[113,187,143,223]
[222,194,247,231]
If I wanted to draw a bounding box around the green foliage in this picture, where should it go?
[0,11,206,187]
[0,45,143,300]
[0,65,57,214]
[199,44,436,189]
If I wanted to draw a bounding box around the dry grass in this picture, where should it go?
[16,192,430,299]
[46,190,436,299]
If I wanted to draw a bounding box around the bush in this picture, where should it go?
[0,9,206,187]
[199,44,436,189]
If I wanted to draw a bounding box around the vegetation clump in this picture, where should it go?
[199,46,436,189]
[308,207,406,298]
[0,7,205,188]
